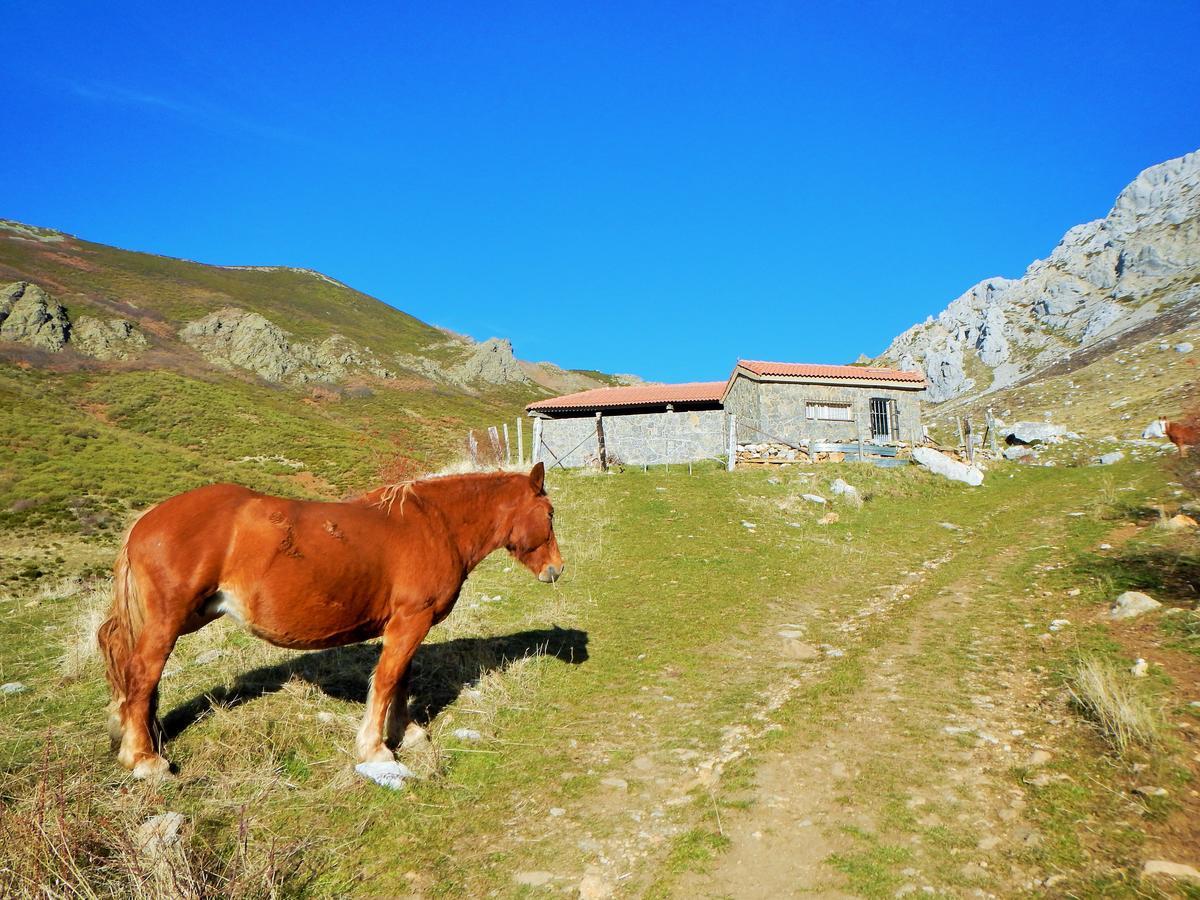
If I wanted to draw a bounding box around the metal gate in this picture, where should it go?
[869,398,896,440]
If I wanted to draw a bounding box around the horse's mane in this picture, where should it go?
[357,469,522,517]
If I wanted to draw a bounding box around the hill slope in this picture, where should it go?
[0,220,626,559]
[875,149,1200,428]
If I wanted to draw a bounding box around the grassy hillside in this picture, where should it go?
[0,220,450,356]
[2,460,1197,897]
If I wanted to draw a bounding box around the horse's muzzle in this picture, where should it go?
[539,564,563,583]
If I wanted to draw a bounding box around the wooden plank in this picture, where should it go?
[595,411,607,472]
[516,417,524,466]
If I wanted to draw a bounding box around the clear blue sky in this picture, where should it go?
[5,2,1199,381]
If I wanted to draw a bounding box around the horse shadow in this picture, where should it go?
[161,626,588,740]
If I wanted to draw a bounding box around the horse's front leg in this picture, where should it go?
[356,611,433,764]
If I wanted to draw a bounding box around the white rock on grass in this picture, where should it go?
[355,760,416,790]
[802,494,827,504]
[830,478,859,499]
[192,649,224,666]
[136,812,186,856]
[452,728,482,741]
[1131,658,1149,677]
[1094,451,1125,465]
[1110,591,1162,620]
[1,682,27,695]
[1175,343,1194,353]
[1143,860,1200,883]
[912,447,984,486]
[1005,422,1069,445]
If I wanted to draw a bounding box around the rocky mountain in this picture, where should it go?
[0,219,620,395]
[877,149,1200,403]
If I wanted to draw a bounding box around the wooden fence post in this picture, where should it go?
[726,413,737,471]
[532,417,542,464]
[467,430,479,467]
[487,426,502,464]
[964,418,975,465]
[502,423,511,466]
[985,408,1000,457]
[516,417,524,466]
[595,411,607,472]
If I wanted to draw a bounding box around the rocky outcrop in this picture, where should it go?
[73,316,149,360]
[179,307,394,383]
[0,282,70,351]
[879,150,1200,402]
[453,337,529,385]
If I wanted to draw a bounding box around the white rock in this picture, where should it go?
[1005,422,1070,445]
[192,649,224,665]
[830,478,858,497]
[912,448,984,486]
[741,520,757,529]
[355,760,416,790]
[578,874,615,899]
[514,871,555,887]
[1094,451,1125,465]
[802,494,827,505]
[1131,658,1149,677]
[1143,860,1200,882]
[1,682,27,695]
[549,807,566,817]
[136,812,186,856]
[1175,342,1194,353]
[452,728,482,741]
[1110,591,1162,620]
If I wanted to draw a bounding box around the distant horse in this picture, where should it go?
[97,464,563,779]
[1143,418,1199,456]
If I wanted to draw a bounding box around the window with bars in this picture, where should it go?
[805,402,853,422]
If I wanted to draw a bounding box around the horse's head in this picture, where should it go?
[507,462,564,583]
[1142,418,1168,439]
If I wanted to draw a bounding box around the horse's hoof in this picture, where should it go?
[401,723,430,751]
[360,746,397,765]
[131,754,172,780]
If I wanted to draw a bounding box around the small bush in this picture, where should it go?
[1067,656,1163,756]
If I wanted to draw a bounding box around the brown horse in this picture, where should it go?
[97,463,563,779]
[1143,417,1199,456]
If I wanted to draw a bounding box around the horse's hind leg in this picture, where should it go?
[357,613,432,764]
[116,609,186,778]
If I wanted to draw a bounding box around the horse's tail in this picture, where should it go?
[97,525,148,742]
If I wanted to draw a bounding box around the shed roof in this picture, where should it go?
[526,381,726,412]
[735,360,926,384]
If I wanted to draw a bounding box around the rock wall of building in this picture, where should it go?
[751,382,923,444]
[534,409,727,467]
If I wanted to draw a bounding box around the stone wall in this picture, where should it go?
[730,375,923,445]
[534,409,728,467]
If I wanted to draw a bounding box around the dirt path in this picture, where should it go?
[678,513,1067,898]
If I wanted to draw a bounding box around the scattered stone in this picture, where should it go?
[1004,422,1069,445]
[1143,860,1200,883]
[1,682,27,695]
[600,777,628,791]
[781,640,820,660]
[938,522,960,531]
[1133,785,1168,798]
[1110,591,1162,620]
[912,447,984,486]
[1131,658,1149,677]
[766,476,780,485]
[1003,445,1036,461]
[135,812,186,857]
[514,871,555,887]
[1066,587,1081,596]
[452,728,482,741]
[316,711,337,724]
[355,760,416,790]
[1026,749,1052,767]
[549,807,566,817]
[578,874,615,899]
[192,649,224,666]
[802,494,827,505]
[777,629,804,639]
[1049,619,1070,632]
[1094,451,1125,465]
[741,520,757,530]
[1175,343,1194,353]
[1160,514,1199,532]
[818,511,840,525]
[830,478,860,501]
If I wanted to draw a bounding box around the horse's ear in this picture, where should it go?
[530,461,545,494]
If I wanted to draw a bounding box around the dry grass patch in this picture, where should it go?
[1067,655,1164,756]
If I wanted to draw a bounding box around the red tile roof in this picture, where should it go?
[527,381,726,412]
[736,360,926,384]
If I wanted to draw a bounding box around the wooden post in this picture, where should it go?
[532,417,542,464]
[517,417,524,466]
[726,413,737,472]
[956,417,966,453]
[964,418,975,465]
[467,430,479,467]
[502,422,511,466]
[488,425,502,464]
[985,408,1000,457]
[595,411,607,472]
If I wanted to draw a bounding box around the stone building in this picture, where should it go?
[526,360,925,468]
